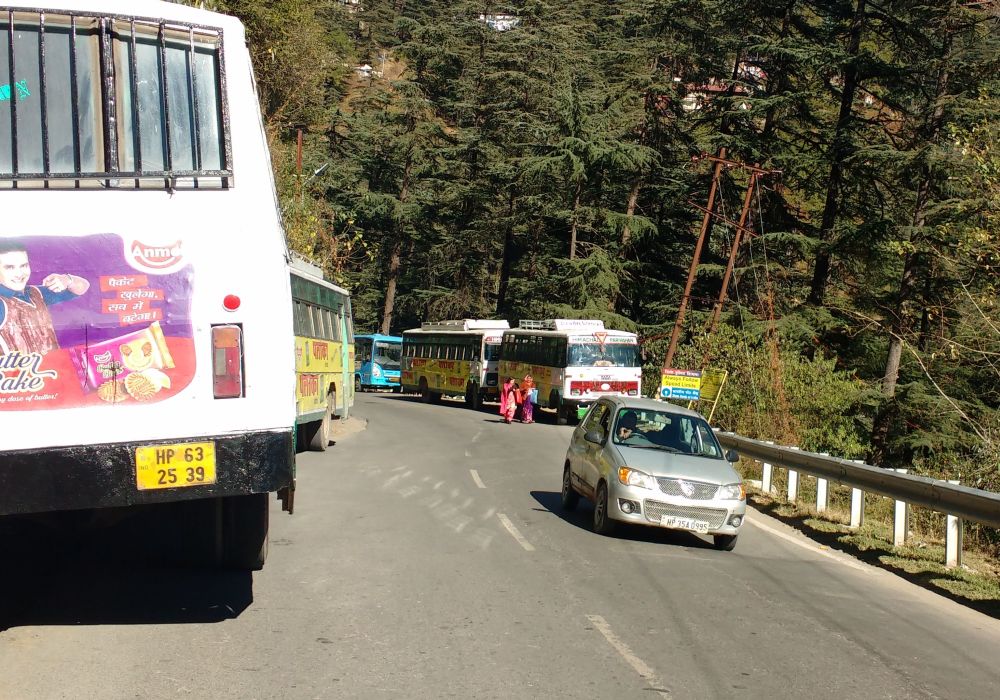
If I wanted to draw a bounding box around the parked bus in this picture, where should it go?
[355,333,401,392]
[291,255,354,452]
[0,1,293,569]
[401,319,509,408]
[499,319,641,424]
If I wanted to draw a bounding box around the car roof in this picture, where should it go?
[598,396,707,420]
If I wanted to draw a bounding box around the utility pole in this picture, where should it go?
[708,170,759,333]
[663,153,778,371]
[663,148,727,371]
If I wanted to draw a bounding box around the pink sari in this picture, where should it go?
[499,380,517,423]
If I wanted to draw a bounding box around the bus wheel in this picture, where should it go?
[309,393,334,451]
[465,383,481,410]
[419,378,431,403]
[552,391,568,426]
[222,493,269,570]
[354,375,362,393]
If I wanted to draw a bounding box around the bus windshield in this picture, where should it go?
[567,343,638,368]
[375,342,401,369]
[484,343,501,362]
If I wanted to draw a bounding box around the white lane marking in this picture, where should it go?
[465,449,473,458]
[746,516,873,574]
[497,513,535,551]
[587,615,669,698]
[470,469,486,489]
[472,428,483,444]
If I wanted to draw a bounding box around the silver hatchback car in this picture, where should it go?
[562,397,746,550]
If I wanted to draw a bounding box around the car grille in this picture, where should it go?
[642,500,728,528]
[656,478,719,500]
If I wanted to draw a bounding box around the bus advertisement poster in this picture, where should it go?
[0,234,194,410]
[660,369,701,400]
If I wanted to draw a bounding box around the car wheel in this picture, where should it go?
[561,464,579,511]
[593,482,615,536]
[713,534,738,551]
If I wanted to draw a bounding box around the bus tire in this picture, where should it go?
[552,391,568,426]
[465,383,481,410]
[419,378,431,403]
[430,391,443,404]
[223,493,269,571]
[309,393,334,451]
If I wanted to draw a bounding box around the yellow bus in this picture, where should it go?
[290,255,354,451]
[401,319,509,409]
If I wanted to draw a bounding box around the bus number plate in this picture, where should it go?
[135,442,217,491]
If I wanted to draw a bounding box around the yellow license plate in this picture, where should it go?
[135,442,217,491]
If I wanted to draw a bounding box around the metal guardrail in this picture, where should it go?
[715,432,1000,530]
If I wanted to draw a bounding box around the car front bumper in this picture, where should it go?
[607,480,746,535]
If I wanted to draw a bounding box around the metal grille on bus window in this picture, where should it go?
[0,10,230,189]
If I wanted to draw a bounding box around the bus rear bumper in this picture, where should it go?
[0,430,294,517]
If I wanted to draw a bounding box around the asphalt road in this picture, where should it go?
[2,392,1000,699]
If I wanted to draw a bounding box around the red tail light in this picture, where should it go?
[212,325,244,398]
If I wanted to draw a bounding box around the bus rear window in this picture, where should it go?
[0,10,229,189]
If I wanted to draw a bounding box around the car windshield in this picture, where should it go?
[611,407,723,458]
[567,343,638,368]
[375,343,401,369]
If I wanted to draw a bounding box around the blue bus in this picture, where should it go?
[354,334,403,392]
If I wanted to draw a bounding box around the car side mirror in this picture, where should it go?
[725,449,740,463]
[585,430,604,445]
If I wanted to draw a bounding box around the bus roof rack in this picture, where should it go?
[518,319,606,331]
[420,319,510,331]
[289,251,325,279]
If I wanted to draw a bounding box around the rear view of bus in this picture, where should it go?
[500,319,641,424]
[0,2,294,569]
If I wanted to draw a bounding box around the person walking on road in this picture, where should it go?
[499,376,518,424]
[519,374,535,424]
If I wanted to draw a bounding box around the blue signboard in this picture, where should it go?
[661,387,700,400]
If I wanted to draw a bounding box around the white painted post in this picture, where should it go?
[787,446,799,502]
[945,480,963,569]
[762,441,775,494]
[816,452,829,513]
[849,460,865,529]
[893,469,908,547]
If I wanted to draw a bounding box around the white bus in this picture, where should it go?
[498,319,641,424]
[401,319,509,409]
[0,1,293,569]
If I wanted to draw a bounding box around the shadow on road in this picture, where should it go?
[0,508,253,632]
[530,490,718,550]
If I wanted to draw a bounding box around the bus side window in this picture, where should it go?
[328,309,341,342]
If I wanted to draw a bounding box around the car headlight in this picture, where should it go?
[719,482,746,500]
[618,467,655,489]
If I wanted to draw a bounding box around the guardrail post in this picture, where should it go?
[945,480,963,569]
[816,453,829,513]
[787,447,799,502]
[761,441,774,494]
[893,469,909,546]
[849,460,865,529]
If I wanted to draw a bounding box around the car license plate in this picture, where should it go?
[135,442,217,491]
[660,515,710,533]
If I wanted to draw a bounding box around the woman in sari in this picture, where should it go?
[519,374,535,424]
[499,376,518,424]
